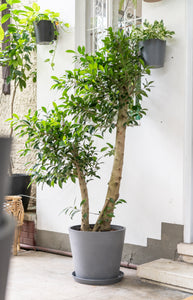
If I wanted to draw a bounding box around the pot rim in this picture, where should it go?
[69,224,126,233]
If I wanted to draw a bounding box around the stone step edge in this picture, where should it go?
[177,243,193,256]
[140,278,193,294]
[137,259,193,292]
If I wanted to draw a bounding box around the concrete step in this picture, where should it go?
[137,258,193,293]
[178,243,193,256]
[177,243,193,264]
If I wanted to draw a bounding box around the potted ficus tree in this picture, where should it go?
[131,20,175,68]
[10,27,153,284]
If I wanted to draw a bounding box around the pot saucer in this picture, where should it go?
[72,271,124,285]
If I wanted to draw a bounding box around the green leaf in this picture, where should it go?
[66,50,76,53]
[0,4,7,12]
[107,213,115,218]
[12,113,19,120]
[83,213,87,219]
[0,26,4,40]
[23,5,34,11]
[41,107,47,113]
[1,14,10,24]
[80,199,86,206]
[101,147,108,152]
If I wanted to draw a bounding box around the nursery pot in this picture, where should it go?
[9,174,31,212]
[0,137,15,300]
[0,138,11,222]
[140,39,166,68]
[69,224,125,285]
[34,20,55,45]
[0,214,15,300]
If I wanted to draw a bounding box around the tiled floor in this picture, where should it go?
[6,251,192,300]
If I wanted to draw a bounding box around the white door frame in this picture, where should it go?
[184,0,193,243]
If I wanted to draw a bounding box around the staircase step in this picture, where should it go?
[137,259,193,293]
[178,243,193,256]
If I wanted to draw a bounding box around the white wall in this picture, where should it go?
[37,0,186,246]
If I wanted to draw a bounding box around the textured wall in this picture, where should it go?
[0,0,37,208]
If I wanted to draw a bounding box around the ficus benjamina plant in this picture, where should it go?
[10,27,153,231]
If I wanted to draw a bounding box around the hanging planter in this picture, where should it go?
[34,20,56,45]
[140,39,166,68]
[132,20,175,68]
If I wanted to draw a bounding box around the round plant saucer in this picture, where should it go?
[72,271,124,285]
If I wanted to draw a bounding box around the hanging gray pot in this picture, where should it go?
[140,39,166,68]
[0,137,15,300]
[69,224,125,285]
[34,20,56,45]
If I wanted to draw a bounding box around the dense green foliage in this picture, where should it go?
[52,28,152,131]
[10,27,153,230]
[0,0,69,88]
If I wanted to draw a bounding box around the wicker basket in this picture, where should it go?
[4,196,24,255]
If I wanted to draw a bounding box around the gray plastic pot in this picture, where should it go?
[0,137,15,300]
[0,137,11,223]
[140,39,166,68]
[69,224,125,285]
[0,214,15,300]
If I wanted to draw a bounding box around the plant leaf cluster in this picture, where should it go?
[0,0,69,78]
[131,19,175,41]
[52,28,152,133]
[10,106,103,188]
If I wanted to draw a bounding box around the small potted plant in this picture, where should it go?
[10,27,153,285]
[19,2,69,45]
[131,20,175,68]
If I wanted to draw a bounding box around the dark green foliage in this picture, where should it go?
[10,105,102,187]
[52,28,152,133]
[10,26,153,228]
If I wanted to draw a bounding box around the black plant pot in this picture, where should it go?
[69,224,125,285]
[140,39,166,68]
[34,20,56,45]
[9,174,31,212]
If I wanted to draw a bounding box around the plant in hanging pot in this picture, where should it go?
[2,0,69,210]
[131,19,175,68]
[0,0,37,211]
[10,27,153,284]
[18,2,69,45]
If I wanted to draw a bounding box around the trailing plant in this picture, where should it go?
[1,0,69,172]
[10,27,153,231]
[131,19,175,41]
